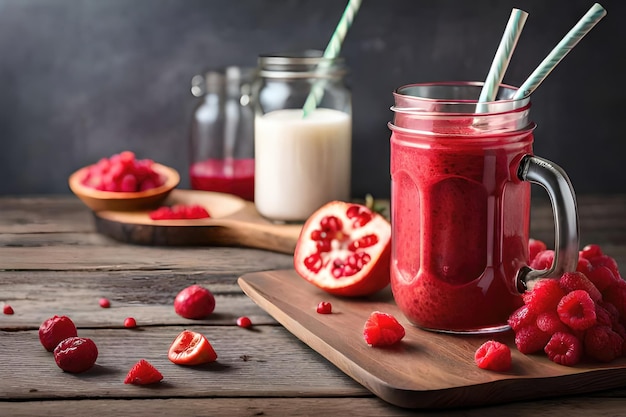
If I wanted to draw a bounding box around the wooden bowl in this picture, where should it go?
[68,163,180,212]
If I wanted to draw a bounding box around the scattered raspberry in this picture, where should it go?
[514,324,551,354]
[580,244,603,260]
[149,205,211,220]
[53,337,98,373]
[544,332,583,366]
[99,298,111,308]
[528,239,547,263]
[584,325,623,363]
[529,250,555,271]
[557,290,597,331]
[536,311,569,335]
[174,285,215,319]
[39,315,79,352]
[363,311,405,347]
[3,304,14,315]
[316,301,332,314]
[507,305,536,332]
[559,271,602,303]
[236,316,252,328]
[124,317,137,328]
[124,359,163,385]
[81,151,165,192]
[474,340,512,372]
[523,279,565,314]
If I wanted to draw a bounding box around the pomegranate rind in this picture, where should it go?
[293,201,392,297]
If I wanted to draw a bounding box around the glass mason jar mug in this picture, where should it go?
[189,66,257,201]
[389,81,579,333]
[253,50,352,222]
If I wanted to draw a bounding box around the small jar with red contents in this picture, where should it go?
[189,66,257,201]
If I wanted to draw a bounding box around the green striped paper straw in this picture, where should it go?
[476,8,528,113]
[513,3,607,99]
[302,0,363,118]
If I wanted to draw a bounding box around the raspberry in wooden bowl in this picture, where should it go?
[68,151,180,212]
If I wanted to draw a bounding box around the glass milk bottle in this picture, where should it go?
[253,51,352,222]
[189,66,256,201]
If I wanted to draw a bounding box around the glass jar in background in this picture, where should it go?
[189,66,257,201]
[253,50,352,222]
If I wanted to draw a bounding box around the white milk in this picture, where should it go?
[254,108,351,221]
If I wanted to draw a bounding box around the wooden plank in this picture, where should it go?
[239,269,626,409]
[0,326,367,400]
[0,270,292,329]
[0,245,294,271]
[3,395,626,417]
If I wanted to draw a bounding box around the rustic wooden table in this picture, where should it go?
[1,194,626,416]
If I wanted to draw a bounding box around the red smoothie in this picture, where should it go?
[190,158,254,202]
[389,84,535,333]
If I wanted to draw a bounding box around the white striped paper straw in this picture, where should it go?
[302,0,363,118]
[476,8,528,113]
[513,3,607,100]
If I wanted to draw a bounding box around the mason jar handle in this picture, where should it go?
[516,155,580,292]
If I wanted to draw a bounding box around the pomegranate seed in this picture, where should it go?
[346,205,361,219]
[3,304,14,315]
[99,298,111,308]
[353,212,373,228]
[343,265,358,276]
[304,254,323,273]
[316,239,332,252]
[237,316,252,328]
[316,302,332,314]
[348,234,379,251]
[124,317,137,328]
[310,230,323,240]
[320,215,343,232]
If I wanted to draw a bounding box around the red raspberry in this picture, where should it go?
[124,317,137,328]
[557,290,597,331]
[363,311,405,347]
[559,271,602,303]
[53,337,98,373]
[589,255,620,278]
[514,324,551,354]
[589,266,619,292]
[236,316,252,328]
[507,305,536,332]
[39,315,78,352]
[316,301,332,314]
[602,283,626,319]
[474,340,512,372]
[584,325,623,362]
[523,279,565,314]
[595,304,614,327]
[3,304,14,315]
[174,285,215,319]
[528,239,547,263]
[149,205,211,220]
[530,250,554,270]
[99,298,111,308]
[576,257,593,275]
[580,244,603,260]
[544,332,582,366]
[536,311,569,335]
[124,359,163,385]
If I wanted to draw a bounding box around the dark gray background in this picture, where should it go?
[1,0,624,198]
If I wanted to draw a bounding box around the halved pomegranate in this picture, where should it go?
[294,201,391,297]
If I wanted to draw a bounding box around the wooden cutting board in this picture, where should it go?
[238,269,626,409]
[93,189,302,254]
